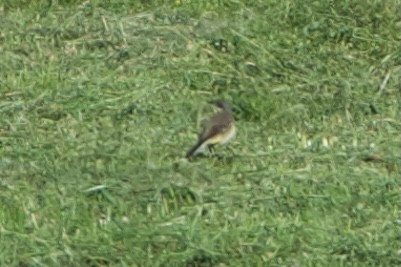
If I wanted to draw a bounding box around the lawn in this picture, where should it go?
[0,0,400,266]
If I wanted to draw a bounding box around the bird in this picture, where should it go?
[186,100,236,158]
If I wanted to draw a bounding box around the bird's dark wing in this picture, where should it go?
[199,112,232,141]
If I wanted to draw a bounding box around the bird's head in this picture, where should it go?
[209,99,231,111]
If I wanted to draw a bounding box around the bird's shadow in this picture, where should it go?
[186,153,236,164]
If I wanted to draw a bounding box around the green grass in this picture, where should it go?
[0,0,400,266]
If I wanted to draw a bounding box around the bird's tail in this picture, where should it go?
[186,140,205,158]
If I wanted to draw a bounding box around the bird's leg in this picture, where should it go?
[208,144,216,156]
[209,145,224,160]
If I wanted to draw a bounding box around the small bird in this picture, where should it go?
[186,100,236,158]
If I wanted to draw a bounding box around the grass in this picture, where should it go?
[0,0,400,266]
